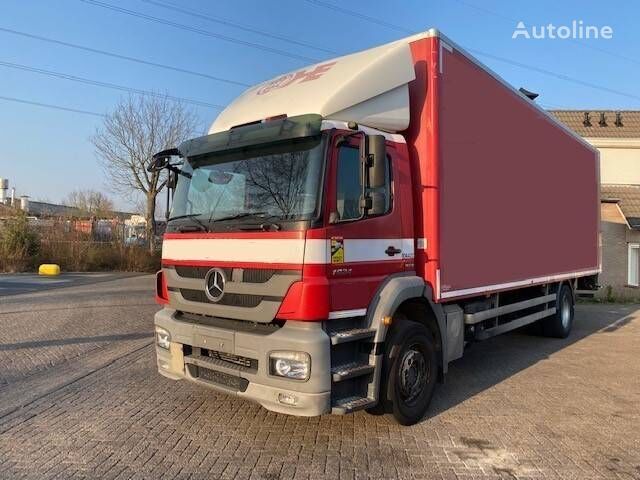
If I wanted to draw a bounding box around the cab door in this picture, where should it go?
[324,132,414,315]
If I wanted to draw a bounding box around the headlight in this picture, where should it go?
[155,326,171,350]
[269,351,310,380]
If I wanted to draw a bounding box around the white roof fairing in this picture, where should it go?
[209,41,417,134]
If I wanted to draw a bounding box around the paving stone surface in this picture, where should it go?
[0,276,638,479]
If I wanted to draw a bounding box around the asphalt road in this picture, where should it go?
[0,276,638,479]
[0,272,145,296]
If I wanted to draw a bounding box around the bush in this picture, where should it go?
[0,215,160,273]
[0,214,40,272]
[37,241,160,273]
[605,285,614,303]
[119,245,161,272]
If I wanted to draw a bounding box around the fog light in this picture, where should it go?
[158,359,170,370]
[269,351,310,380]
[278,393,298,406]
[155,326,171,350]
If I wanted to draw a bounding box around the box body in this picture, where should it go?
[406,36,600,301]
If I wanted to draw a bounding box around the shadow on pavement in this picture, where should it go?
[426,304,638,419]
[0,300,157,316]
[0,332,153,351]
[0,272,148,297]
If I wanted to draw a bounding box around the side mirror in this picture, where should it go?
[359,134,387,215]
[147,148,182,172]
[147,156,169,172]
[366,135,387,189]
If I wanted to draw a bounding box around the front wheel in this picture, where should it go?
[376,321,437,425]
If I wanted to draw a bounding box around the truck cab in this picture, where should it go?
[154,113,420,419]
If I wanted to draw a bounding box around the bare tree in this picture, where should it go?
[64,189,114,218]
[91,95,198,250]
[240,151,313,217]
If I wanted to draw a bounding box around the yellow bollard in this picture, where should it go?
[38,264,61,276]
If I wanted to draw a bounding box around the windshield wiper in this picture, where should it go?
[210,212,270,222]
[239,221,282,232]
[205,212,283,231]
[234,213,284,231]
[167,213,209,232]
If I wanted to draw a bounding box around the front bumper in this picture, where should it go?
[154,308,331,416]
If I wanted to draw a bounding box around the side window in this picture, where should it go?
[335,145,391,221]
[336,147,361,221]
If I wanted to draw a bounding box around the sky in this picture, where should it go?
[1,0,639,211]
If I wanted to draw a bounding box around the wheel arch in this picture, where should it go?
[366,275,448,375]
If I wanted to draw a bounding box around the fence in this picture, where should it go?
[0,216,161,273]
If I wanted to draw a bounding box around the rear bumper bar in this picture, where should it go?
[154,308,331,416]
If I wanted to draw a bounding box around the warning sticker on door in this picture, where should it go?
[331,237,344,264]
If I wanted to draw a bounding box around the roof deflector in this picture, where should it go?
[209,42,416,134]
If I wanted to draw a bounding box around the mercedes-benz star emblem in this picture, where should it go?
[204,268,226,302]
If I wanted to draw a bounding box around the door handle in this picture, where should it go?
[385,246,402,256]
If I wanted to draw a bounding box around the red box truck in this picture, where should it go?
[150,29,599,425]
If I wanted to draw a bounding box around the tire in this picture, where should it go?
[541,284,574,338]
[372,321,438,425]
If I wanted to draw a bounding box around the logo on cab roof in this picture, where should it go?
[256,62,337,95]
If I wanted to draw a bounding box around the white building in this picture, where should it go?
[551,110,640,300]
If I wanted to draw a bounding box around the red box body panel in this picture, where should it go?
[405,36,600,302]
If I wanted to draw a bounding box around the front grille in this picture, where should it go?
[242,269,300,283]
[242,269,276,283]
[174,266,232,279]
[202,349,258,371]
[173,265,297,284]
[179,288,281,308]
[187,364,249,392]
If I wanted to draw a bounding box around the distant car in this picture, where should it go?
[124,235,146,247]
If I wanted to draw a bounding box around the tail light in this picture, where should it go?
[155,270,169,304]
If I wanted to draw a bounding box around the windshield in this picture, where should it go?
[169,135,325,230]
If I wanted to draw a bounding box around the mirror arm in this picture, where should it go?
[336,130,364,147]
[152,148,181,161]
[359,133,370,216]
[166,163,190,179]
[148,147,184,173]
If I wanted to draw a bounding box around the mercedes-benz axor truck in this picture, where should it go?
[151,30,599,425]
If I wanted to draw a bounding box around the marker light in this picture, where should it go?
[278,393,299,406]
[155,326,171,350]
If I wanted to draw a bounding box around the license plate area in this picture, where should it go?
[193,328,234,354]
[187,364,249,392]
